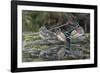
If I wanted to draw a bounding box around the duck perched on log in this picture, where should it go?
[39,26,57,40]
[39,20,84,48]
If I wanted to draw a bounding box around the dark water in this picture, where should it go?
[22,33,90,62]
